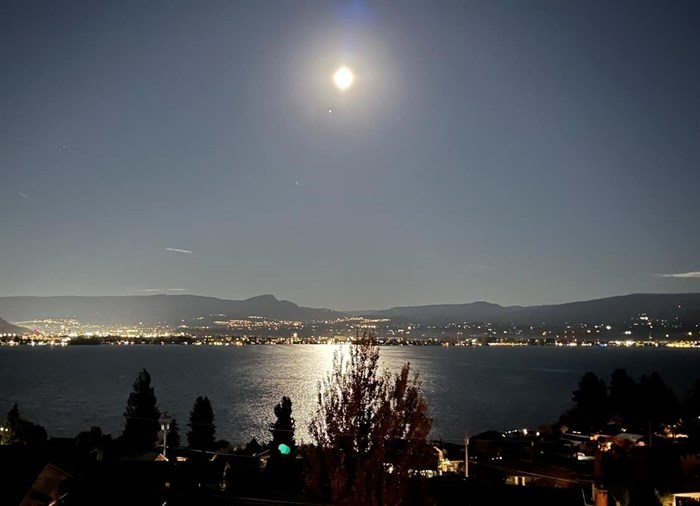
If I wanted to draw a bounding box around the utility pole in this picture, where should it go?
[464,433,470,478]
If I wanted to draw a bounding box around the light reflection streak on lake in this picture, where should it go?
[0,345,698,445]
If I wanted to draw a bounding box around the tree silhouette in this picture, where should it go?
[560,369,684,435]
[637,372,679,430]
[270,396,296,458]
[609,368,637,425]
[187,396,216,451]
[122,369,160,450]
[76,426,111,462]
[168,418,181,449]
[573,371,608,429]
[266,396,298,489]
[306,338,432,505]
[1,403,47,446]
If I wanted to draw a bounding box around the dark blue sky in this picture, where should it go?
[1,0,698,310]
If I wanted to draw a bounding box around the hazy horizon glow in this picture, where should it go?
[1,0,698,311]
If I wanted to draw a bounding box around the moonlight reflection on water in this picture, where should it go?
[0,345,698,444]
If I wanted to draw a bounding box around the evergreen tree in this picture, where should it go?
[1,403,47,446]
[168,418,181,449]
[609,368,637,426]
[122,369,160,450]
[2,403,20,445]
[267,397,298,489]
[270,396,296,458]
[571,371,608,430]
[637,372,679,430]
[187,396,216,450]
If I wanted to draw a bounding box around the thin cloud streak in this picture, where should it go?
[655,271,700,279]
[18,192,30,200]
[165,247,193,254]
[141,288,188,293]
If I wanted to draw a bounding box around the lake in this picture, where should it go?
[1,345,698,445]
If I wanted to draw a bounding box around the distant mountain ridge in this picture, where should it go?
[0,294,343,326]
[0,317,30,335]
[358,300,520,323]
[366,293,700,325]
[1,292,698,327]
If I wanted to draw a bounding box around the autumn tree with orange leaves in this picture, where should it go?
[306,338,433,505]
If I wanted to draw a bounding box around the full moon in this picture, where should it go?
[333,67,354,90]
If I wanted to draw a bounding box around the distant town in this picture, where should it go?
[2,313,698,349]
[1,293,699,349]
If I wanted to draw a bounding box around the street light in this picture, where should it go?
[160,413,172,459]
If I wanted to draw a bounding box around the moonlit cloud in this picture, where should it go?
[165,247,193,254]
[655,271,700,279]
[18,192,30,200]
[141,287,188,292]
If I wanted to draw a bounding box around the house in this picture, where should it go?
[20,463,71,506]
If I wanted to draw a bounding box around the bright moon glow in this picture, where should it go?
[333,67,354,90]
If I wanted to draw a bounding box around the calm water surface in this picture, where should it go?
[1,345,698,444]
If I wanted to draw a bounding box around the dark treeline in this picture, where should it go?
[559,369,700,438]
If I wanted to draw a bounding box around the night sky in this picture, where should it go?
[1,0,698,310]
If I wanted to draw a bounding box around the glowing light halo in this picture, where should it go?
[333,66,354,90]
